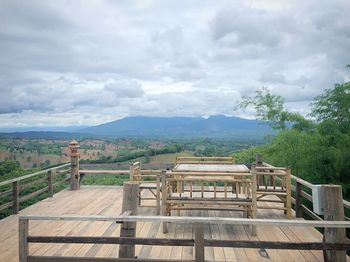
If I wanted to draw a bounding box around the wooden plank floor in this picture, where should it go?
[0,185,338,262]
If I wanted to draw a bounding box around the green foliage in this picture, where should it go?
[311,82,350,133]
[239,87,314,131]
[0,160,19,176]
[81,174,129,186]
[237,79,350,199]
[234,145,267,165]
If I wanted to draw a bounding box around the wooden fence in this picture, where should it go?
[19,213,350,262]
[0,163,70,215]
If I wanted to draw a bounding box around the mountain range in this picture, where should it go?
[0,115,273,140]
[81,115,273,139]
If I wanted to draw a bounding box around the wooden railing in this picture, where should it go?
[19,214,350,262]
[261,162,350,221]
[0,163,70,216]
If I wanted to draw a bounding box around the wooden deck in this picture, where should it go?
[0,186,329,261]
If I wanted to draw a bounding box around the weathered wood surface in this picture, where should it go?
[0,185,341,262]
[119,182,139,258]
[173,164,249,172]
[323,185,347,262]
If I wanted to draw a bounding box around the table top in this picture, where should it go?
[173,164,249,172]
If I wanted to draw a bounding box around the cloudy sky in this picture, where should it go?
[1,0,349,128]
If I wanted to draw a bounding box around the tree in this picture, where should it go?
[311,82,350,133]
[238,87,313,131]
[0,160,19,176]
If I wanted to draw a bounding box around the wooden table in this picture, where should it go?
[162,162,257,234]
[173,163,249,172]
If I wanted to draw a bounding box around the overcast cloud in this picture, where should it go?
[0,0,349,128]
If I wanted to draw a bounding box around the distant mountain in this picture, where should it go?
[0,125,88,133]
[81,115,273,139]
[0,131,89,139]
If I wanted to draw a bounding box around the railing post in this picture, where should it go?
[256,154,264,187]
[48,170,53,197]
[255,154,263,165]
[194,223,205,262]
[295,181,303,218]
[251,165,257,236]
[69,140,80,190]
[285,167,292,218]
[119,182,139,259]
[19,218,29,262]
[161,170,168,233]
[323,185,346,262]
[129,164,134,181]
[12,181,19,214]
[156,174,161,215]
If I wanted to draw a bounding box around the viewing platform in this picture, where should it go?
[0,186,327,261]
[0,142,349,261]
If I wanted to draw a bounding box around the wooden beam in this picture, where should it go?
[156,176,160,215]
[161,171,168,234]
[19,187,48,203]
[323,185,346,262]
[47,170,53,197]
[166,171,251,177]
[20,215,350,228]
[27,236,194,246]
[251,166,257,235]
[70,149,80,190]
[79,170,130,175]
[28,257,193,262]
[12,181,19,214]
[295,181,303,218]
[26,236,350,250]
[0,188,12,198]
[194,223,205,262]
[204,240,350,250]
[19,218,29,262]
[119,182,139,259]
[0,201,13,211]
[285,167,292,218]
[301,204,323,221]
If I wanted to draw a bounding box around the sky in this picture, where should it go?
[0,0,349,128]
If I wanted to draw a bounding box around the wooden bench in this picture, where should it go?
[130,162,161,214]
[252,165,292,218]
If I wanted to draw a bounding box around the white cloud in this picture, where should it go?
[0,0,349,127]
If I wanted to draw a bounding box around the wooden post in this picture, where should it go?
[161,171,168,233]
[255,154,263,165]
[251,165,257,236]
[156,175,161,215]
[256,154,264,187]
[69,140,80,190]
[295,181,303,218]
[19,218,29,262]
[48,170,53,197]
[285,167,292,218]
[12,181,19,214]
[323,185,346,262]
[119,182,139,259]
[129,164,134,181]
[194,223,205,262]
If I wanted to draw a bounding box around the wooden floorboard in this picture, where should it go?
[0,185,331,261]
